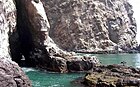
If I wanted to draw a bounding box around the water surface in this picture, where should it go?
[23,68,84,87]
[93,53,140,68]
[23,53,140,87]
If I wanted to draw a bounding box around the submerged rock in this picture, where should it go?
[80,64,140,87]
[0,58,31,87]
[43,0,138,53]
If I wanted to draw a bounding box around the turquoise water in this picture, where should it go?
[23,53,140,87]
[23,68,84,87]
[93,53,140,68]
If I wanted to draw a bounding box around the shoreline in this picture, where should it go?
[75,50,140,54]
[72,64,140,87]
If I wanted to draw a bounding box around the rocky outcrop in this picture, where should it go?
[0,0,16,58]
[14,0,100,73]
[67,56,99,72]
[76,64,140,87]
[0,0,32,87]
[0,58,31,87]
[43,0,138,52]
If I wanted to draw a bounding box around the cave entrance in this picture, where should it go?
[9,0,35,67]
[9,31,34,67]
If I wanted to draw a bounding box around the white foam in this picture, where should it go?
[22,67,37,73]
[48,84,61,87]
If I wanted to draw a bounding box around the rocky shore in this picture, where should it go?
[0,0,140,86]
[11,0,139,73]
[73,64,140,87]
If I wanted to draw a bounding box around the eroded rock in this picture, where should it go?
[0,0,32,86]
[0,0,16,58]
[0,58,31,87]
[14,0,100,73]
[67,56,99,72]
[82,64,140,87]
[43,0,138,53]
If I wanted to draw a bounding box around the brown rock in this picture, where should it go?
[67,56,99,72]
[0,1,32,86]
[43,0,138,53]
[14,0,100,72]
[47,56,67,73]
[82,64,140,87]
[0,58,31,87]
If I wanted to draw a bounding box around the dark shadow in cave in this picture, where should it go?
[9,0,36,67]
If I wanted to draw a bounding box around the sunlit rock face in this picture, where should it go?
[0,0,16,58]
[43,0,137,52]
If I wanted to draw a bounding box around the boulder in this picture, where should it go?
[47,56,67,73]
[81,64,140,87]
[67,56,99,72]
[0,58,31,87]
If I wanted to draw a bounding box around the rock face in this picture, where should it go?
[14,0,100,73]
[0,0,16,58]
[43,0,137,52]
[0,58,31,87]
[0,0,32,87]
[77,64,140,87]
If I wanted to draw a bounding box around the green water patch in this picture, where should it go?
[22,68,84,87]
[78,53,140,68]
[94,53,140,68]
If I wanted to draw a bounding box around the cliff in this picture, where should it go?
[43,0,138,52]
[13,0,99,73]
[0,0,138,73]
[0,0,138,75]
[0,0,16,58]
[0,0,139,85]
[0,0,31,86]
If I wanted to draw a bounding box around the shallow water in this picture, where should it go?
[23,68,84,87]
[93,53,140,68]
[23,53,140,87]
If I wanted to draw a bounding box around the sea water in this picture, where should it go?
[23,53,140,87]
[22,68,84,87]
